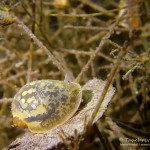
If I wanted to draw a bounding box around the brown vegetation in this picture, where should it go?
[0,0,150,149]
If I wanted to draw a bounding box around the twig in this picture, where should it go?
[64,25,129,32]
[91,41,128,123]
[93,123,111,150]
[75,11,127,83]
[0,98,14,104]
[27,0,36,83]
[15,17,74,81]
[78,0,115,17]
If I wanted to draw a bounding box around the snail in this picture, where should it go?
[0,9,16,28]
[11,80,82,133]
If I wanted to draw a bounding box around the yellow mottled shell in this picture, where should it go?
[55,0,68,8]
[0,10,16,28]
[11,80,82,133]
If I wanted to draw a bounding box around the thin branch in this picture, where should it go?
[15,17,74,81]
[75,11,126,83]
[91,41,128,123]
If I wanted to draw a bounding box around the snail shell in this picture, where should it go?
[0,10,16,28]
[11,80,82,133]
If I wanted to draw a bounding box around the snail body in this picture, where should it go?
[11,80,82,133]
